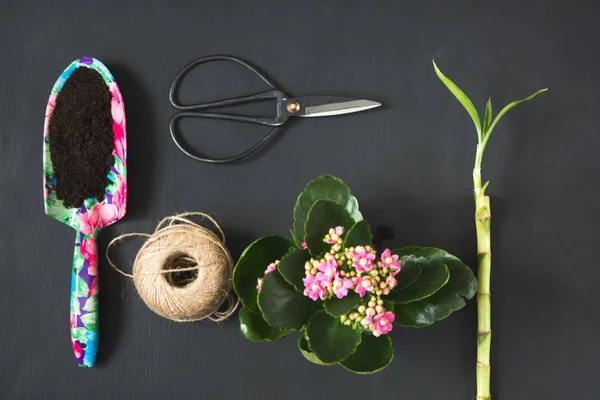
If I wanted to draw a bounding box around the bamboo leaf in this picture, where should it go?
[483,98,493,133]
[433,60,482,138]
[484,88,548,143]
[481,181,490,196]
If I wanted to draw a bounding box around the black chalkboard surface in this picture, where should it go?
[1,1,598,399]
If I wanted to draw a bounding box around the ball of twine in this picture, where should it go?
[106,212,238,322]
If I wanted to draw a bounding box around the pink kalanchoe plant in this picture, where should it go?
[234,174,477,375]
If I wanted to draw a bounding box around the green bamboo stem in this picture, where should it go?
[432,60,546,399]
[474,162,491,399]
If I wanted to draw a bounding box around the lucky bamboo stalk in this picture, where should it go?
[433,61,546,399]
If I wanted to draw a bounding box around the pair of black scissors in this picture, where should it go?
[169,55,381,164]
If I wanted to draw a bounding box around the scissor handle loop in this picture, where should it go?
[169,113,283,164]
[169,55,282,111]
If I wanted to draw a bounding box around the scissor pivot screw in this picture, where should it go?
[287,100,301,113]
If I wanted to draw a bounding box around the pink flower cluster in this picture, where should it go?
[303,256,353,301]
[340,297,395,336]
[256,261,278,292]
[301,226,401,336]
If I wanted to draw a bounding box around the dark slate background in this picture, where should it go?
[1,1,598,399]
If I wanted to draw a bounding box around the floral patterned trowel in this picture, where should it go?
[43,58,127,367]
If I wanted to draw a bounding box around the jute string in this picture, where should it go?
[106,212,238,322]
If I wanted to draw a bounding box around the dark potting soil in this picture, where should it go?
[49,67,114,209]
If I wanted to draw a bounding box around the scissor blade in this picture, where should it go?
[295,97,381,117]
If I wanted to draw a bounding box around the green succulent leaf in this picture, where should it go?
[339,334,394,374]
[277,248,310,292]
[343,220,373,248]
[433,60,482,139]
[298,333,336,366]
[392,247,477,327]
[258,270,320,330]
[233,235,295,313]
[483,88,548,144]
[383,300,395,314]
[306,310,362,363]
[305,200,355,257]
[391,249,421,290]
[290,229,302,248]
[239,306,291,342]
[293,175,362,242]
[324,292,360,317]
[384,256,449,304]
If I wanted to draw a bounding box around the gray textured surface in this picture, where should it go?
[1,1,599,399]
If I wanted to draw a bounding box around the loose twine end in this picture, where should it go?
[106,212,239,322]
